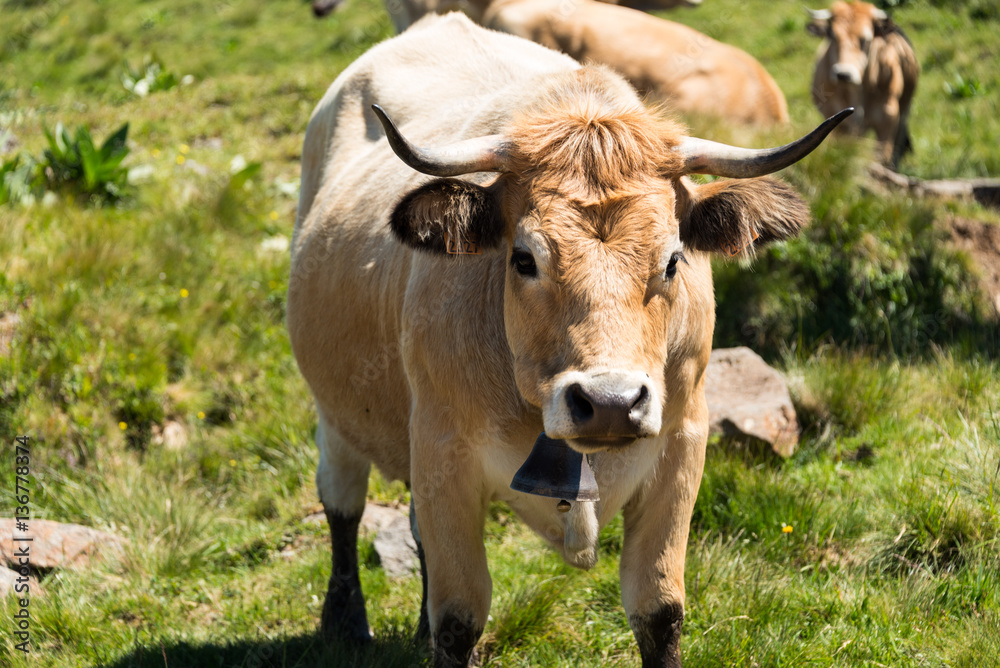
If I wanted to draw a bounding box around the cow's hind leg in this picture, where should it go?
[315,416,372,644]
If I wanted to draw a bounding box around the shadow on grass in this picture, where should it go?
[101,628,429,668]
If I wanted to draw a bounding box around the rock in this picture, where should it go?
[0,519,124,571]
[372,512,419,578]
[152,420,188,450]
[704,347,800,457]
[0,311,19,357]
[359,503,406,535]
[0,567,42,597]
[303,503,418,578]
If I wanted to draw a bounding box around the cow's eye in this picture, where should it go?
[664,251,685,280]
[511,249,537,277]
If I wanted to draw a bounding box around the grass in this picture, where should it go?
[1,0,998,665]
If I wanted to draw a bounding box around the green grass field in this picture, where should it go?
[1,0,998,665]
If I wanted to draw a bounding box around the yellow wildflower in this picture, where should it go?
[180,288,189,298]
[119,422,127,431]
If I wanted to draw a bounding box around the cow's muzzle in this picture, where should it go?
[544,370,661,450]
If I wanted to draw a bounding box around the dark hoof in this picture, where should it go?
[320,583,371,645]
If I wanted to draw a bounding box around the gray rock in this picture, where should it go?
[704,347,800,457]
[0,519,124,571]
[304,503,418,578]
[372,512,419,578]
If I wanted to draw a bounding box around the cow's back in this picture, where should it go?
[485,0,788,125]
[289,14,578,480]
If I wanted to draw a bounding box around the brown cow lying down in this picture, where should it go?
[290,12,847,667]
[312,0,703,22]
[603,0,703,9]
[379,0,788,126]
[808,1,918,167]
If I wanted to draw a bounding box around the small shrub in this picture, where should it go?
[945,74,984,99]
[0,152,40,205]
[121,58,178,97]
[41,122,131,204]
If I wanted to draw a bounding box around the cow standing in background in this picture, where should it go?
[378,0,789,126]
[808,1,918,168]
[290,13,848,667]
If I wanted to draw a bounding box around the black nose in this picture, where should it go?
[565,381,651,438]
[835,71,853,82]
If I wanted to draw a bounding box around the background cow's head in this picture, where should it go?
[379,70,848,453]
[808,1,892,86]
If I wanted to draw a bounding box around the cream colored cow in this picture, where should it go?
[290,13,847,667]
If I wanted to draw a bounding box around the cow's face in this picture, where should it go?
[499,183,680,450]
[380,71,843,453]
[809,1,891,86]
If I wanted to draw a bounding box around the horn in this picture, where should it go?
[871,8,888,20]
[371,104,510,177]
[805,8,832,20]
[677,108,854,178]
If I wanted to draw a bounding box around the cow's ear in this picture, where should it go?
[806,17,830,38]
[677,177,809,259]
[389,178,504,255]
[873,15,894,37]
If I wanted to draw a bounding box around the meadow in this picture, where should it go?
[0,0,998,665]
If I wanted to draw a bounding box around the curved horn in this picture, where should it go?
[371,104,510,177]
[805,8,832,20]
[677,108,854,178]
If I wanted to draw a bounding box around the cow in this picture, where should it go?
[289,13,848,667]
[601,0,703,9]
[378,0,788,126]
[808,1,918,168]
[311,0,702,22]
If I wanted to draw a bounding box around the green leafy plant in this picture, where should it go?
[0,152,40,205]
[121,57,179,97]
[41,121,130,203]
[945,74,984,99]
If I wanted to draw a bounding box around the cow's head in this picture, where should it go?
[378,69,849,453]
[808,1,892,86]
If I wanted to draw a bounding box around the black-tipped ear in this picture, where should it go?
[679,177,809,259]
[873,16,895,38]
[806,18,830,38]
[389,178,504,255]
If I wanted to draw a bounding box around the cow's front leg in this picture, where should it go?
[411,416,491,668]
[620,422,708,668]
[315,416,373,644]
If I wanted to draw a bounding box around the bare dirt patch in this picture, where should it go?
[948,216,1000,316]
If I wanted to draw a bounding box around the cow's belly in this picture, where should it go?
[288,192,416,482]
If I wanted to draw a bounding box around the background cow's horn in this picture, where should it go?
[805,8,832,20]
[372,104,510,176]
[677,108,854,178]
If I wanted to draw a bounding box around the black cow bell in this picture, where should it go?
[510,433,599,504]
